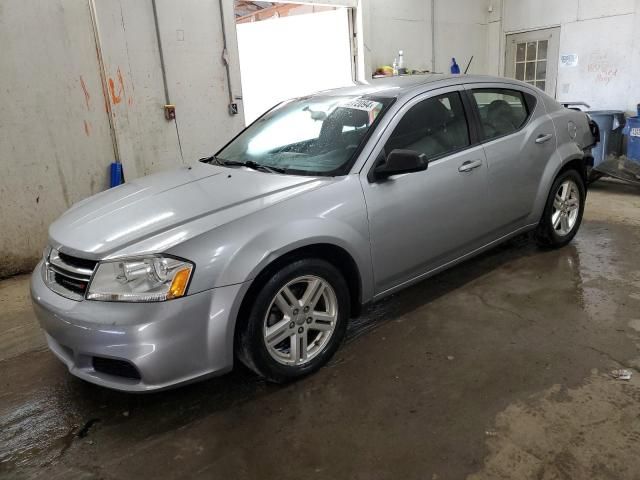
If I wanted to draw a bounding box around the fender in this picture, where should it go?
[168,175,374,301]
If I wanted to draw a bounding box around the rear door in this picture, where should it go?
[360,87,490,295]
[465,84,556,235]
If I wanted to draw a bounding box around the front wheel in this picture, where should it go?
[237,258,350,383]
[535,169,585,248]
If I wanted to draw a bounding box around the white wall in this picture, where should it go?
[93,0,246,179]
[0,0,494,277]
[93,0,182,178]
[433,0,489,74]
[364,0,491,76]
[11,0,637,278]
[488,0,640,112]
[368,0,432,71]
[0,0,116,277]
[154,0,245,162]
[0,0,246,277]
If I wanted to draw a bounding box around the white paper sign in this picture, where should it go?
[560,54,579,67]
[341,98,381,112]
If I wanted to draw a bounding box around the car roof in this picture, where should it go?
[314,74,540,101]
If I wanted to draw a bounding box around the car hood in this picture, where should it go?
[49,162,330,258]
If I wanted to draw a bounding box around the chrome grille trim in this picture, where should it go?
[43,249,97,301]
[49,250,94,276]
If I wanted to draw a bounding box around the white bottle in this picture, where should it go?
[392,58,398,76]
[398,50,405,70]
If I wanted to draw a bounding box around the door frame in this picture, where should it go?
[504,26,561,97]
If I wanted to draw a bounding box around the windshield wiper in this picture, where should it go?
[200,155,287,174]
[218,159,287,174]
[199,155,219,164]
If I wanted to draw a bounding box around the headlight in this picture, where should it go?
[87,256,193,302]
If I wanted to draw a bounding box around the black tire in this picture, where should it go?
[237,258,350,383]
[535,169,586,248]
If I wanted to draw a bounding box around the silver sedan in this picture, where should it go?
[31,75,596,391]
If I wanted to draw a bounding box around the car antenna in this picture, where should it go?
[464,56,474,74]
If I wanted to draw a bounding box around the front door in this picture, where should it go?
[505,27,560,97]
[360,88,489,296]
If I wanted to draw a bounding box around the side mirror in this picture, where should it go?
[373,149,428,179]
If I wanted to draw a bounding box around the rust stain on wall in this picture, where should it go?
[83,120,91,136]
[108,67,126,105]
[79,75,91,110]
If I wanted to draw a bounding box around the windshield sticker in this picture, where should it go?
[341,98,383,123]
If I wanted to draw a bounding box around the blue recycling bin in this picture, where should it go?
[623,116,640,163]
[587,110,626,167]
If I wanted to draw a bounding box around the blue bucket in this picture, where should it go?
[623,116,640,163]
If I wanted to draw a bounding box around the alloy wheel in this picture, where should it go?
[263,275,338,366]
[552,179,580,236]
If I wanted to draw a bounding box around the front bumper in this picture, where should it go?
[30,261,245,392]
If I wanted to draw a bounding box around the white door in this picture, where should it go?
[505,28,560,97]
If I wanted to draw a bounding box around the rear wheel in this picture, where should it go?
[237,258,350,383]
[535,169,585,248]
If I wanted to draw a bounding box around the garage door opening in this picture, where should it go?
[234,1,355,123]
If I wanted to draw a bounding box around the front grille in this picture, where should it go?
[92,357,141,380]
[53,272,88,296]
[44,249,97,301]
[58,251,98,271]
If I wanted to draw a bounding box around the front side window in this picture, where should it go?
[384,91,470,160]
[472,89,534,141]
[216,95,393,176]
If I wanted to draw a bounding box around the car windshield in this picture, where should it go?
[215,95,393,176]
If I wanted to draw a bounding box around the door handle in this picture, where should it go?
[535,133,553,144]
[458,160,483,173]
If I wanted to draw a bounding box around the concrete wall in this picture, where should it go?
[487,0,640,112]
[0,0,492,278]
[0,0,246,278]
[93,0,246,179]
[0,0,116,277]
[13,0,638,278]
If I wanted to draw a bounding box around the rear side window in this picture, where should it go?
[471,89,535,141]
[385,91,470,160]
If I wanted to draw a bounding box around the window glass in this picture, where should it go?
[384,92,470,160]
[472,89,531,141]
[538,40,548,60]
[513,39,548,92]
[516,43,526,62]
[217,95,392,175]
[526,42,537,61]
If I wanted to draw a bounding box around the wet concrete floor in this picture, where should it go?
[1,180,640,479]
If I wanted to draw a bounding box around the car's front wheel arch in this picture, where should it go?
[233,243,361,361]
[234,253,354,381]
